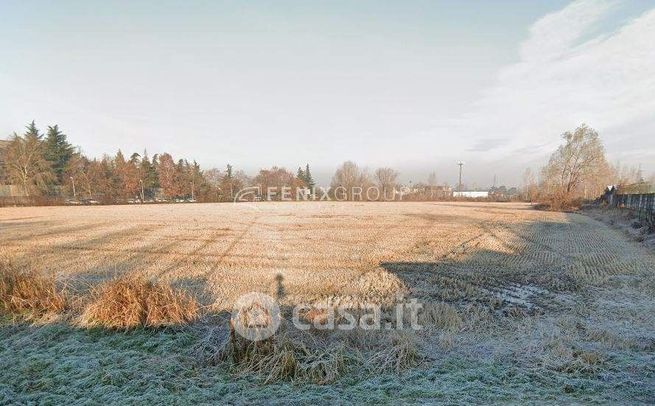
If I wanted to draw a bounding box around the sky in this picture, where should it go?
[1,0,654,187]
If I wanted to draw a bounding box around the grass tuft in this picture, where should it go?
[202,324,352,384]
[0,260,66,317]
[419,302,463,331]
[81,276,198,329]
[368,331,422,374]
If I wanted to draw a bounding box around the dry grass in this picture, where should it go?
[202,325,351,384]
[419,302,463,331]
[0,260,66,316]
[2,202,655,402]
[80,276,199,329]
[368,331,422,374]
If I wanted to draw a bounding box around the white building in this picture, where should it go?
[453,191,489,198]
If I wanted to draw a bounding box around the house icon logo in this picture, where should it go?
[231,292,281,341]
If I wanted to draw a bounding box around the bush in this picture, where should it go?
[81,276,198,329]
[535,195,587,211]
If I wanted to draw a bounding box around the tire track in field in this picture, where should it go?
[155,225,234,279]
[208,214,263,272]
[439,218,501,261]
[489,217,652,285]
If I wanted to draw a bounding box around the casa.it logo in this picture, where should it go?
[231,292,424,341]
[231,292,281,341]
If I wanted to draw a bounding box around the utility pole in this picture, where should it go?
[139,179,145,202]
[457,162,464,192]
[70,176,76,199]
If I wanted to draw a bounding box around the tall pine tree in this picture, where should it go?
[304,164,315,189]
[140,151,159,193]
[44,125,74,184]
[25,121,42,141]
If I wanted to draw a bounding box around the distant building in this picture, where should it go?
[426,185,453,199]
[404,183,453,200]
[453,191,489,199]
[488,186,520,201]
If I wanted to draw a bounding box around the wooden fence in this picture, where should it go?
[613,193,655,223]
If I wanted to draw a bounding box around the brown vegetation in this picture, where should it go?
[368,331,422,374]
[81,276,199,329]
[202,323,421,383]
[1,202,655,398]
[202,325,350,384]
[0,260,66,316]
[538,124,611,210]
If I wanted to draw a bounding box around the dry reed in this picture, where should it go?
[81,276,198,329]
[0,260,66,316]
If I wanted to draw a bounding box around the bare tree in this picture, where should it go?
[253,167,299,200]
[610,163,641,186]
[204,168,223,188]
[540,124,610,208]
[375,167,399,201]
[522,168,538,202]
[330,161,371,200]
[86,156,119,203]
[3,133,54,196]
[157,153,179,199]
[64,153,92,198]
[114,150,141,199]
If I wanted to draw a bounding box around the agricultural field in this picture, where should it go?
[1,202,654,404]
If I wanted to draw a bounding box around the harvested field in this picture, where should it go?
[1,202,654,403]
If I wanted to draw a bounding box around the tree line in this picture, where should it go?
[0,122,390,203]
[0,122,277,203]
[0,121,651,206]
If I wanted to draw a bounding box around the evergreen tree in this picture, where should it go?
[190,160,203,200]
[114,150,125,192]
[297,167,305,184]
[221,164,234,200]
[130,152,141,164]
[44,125,74,184]
[304,164,315,189]
[115,150,126,166]
[3,131,54,196]
[24,120,42,141]
[140,151,159,194]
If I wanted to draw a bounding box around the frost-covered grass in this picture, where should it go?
[1,318,652,404]
[1,202,654,403]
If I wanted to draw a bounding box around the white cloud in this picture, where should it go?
[454,0,655,181]
[519,0,617,62]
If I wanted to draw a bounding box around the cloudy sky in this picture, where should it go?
[1,0,654,187]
